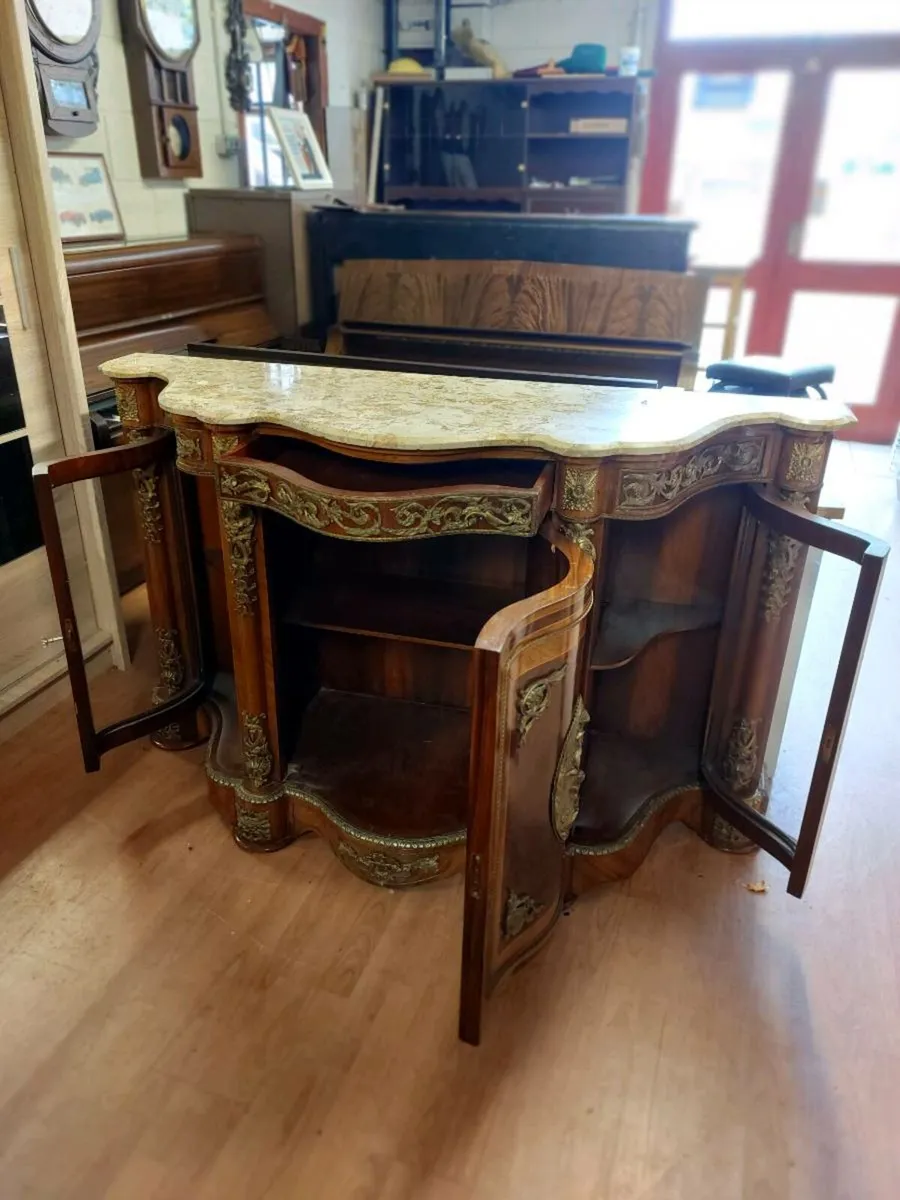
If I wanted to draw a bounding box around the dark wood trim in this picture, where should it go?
[243,0,324,38]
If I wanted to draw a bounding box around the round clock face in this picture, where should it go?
[140,0,198,59]
[31,0,94,45]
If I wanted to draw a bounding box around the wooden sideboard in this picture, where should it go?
[33,354,887,1045]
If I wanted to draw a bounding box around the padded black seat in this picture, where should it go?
[706,356,834,398]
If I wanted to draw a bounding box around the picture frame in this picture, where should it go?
[47,152,124,244]
[268,107,333,190]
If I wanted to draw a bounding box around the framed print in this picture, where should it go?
[48,152,124,243]
[268,107,333,190]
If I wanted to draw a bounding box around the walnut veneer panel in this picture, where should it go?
[338,259,707,344]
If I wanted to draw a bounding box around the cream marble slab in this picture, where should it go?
[101,353,855,458]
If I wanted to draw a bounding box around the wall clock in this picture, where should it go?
[26,0,102,137]
[118,0,203,179]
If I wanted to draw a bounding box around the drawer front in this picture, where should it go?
[610,435,772,518]
[216,461,553,541]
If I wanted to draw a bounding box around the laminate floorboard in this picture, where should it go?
[0,443,898,1199]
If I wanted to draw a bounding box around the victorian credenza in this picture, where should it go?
[34,354,887,1045]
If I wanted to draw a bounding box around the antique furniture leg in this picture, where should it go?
[216,476,291,851]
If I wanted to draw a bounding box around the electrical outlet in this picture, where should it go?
[215,133,241,159]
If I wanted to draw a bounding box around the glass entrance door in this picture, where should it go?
[643,4,900,442]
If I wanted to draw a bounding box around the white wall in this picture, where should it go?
[48,0,384,243]
[462,0,659,73]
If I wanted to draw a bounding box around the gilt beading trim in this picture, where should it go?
[617,439,766,511]
[221,500,258,616]
[218,464,535,540]
[516,665,567,747]
[133,466,163,543]
[551,696,589,842]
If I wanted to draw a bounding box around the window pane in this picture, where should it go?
[803,70,900,263]
[671,0,900,39]
[783,292,898,407]
[668,72,789,267]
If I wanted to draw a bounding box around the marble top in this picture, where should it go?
[101,353,855,458]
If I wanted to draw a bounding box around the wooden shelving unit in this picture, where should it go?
[380,75,644,214]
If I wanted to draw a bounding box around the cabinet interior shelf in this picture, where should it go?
[527,132,629,140]
[282,574,523,650]
[572,731,702,846]
[286,688,470,840]
[592,597,723,670]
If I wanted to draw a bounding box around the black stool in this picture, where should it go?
[706,356,834,399]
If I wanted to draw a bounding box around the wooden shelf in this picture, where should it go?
[287,688,470,839]
[527,132,629,140]
[282,573,523,650]
[384,186,525,202]
[592,598,723,670]
[570,731,701,846]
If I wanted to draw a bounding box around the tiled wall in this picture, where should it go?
[47,0,385,242]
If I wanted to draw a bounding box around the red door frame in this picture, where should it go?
[641,0,900,442]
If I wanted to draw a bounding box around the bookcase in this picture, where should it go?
[380,75,645,213]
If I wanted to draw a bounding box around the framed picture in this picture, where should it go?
[268,107,333,190]
[47,152,124,244]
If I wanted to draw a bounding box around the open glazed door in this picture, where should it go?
[460,522,594,1045]
[703,487,888,899]
[33,431,210,772]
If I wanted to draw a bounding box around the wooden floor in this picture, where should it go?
[1,443,898,1200]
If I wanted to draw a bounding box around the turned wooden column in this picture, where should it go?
[703,433,830,850]
[114,379,202,748]
[211,429,292,851]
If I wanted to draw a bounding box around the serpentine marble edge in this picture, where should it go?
[100,353,855,458]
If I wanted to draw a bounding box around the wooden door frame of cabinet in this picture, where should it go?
[704,487,888,896]
[33,431,211,770]
[0,0,126,674]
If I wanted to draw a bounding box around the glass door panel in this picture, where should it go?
[670,0,900,40]
[668,72,789,267]
[802,70,900,263]
[782,292,898,407]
